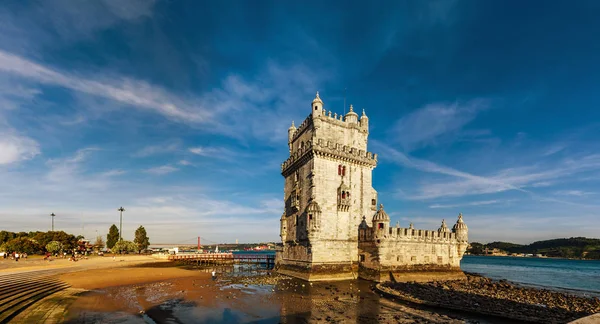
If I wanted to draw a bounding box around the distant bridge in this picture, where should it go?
[164,252,275,266]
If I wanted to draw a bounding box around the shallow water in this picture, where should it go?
[67,264,522,324]
[461,255,600,296]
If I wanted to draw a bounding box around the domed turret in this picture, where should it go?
[312,91,323,117]
[359,108,369,131]
[372,204,390,235]
[359,215,369,229]
[280,212,287,242]
[306,200,321,213]
[288,121,296,153]
[372,204,390,222]
[344,104,359,124]
[452,213,468,242]
[438,219,449,233]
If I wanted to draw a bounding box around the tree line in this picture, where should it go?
[0,230,81,255]
[102,224,150,254]
[468,237,600,260]
[0,224,151,255]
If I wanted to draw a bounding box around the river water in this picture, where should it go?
[66,254,600,323]
[461,255,600,296]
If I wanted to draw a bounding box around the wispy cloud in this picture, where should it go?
[429,200,506,209]
[377,142,600,200]
[188,146,240,161]
[144,165,179,175]
[101,169,126,177]
[553,190,595,197]
[132,142,180,158]
[0,0,156,52]
[0,50,213,124]
[178,160,192,166]
[0,125,40,165]
[391,99,489,151]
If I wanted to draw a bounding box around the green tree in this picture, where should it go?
[94,236,105,251]
[32,231,78,250]
[0,231,16,245]
[134,226,150,253]
[4,237,42,254]
[112,240,136,254]
[46,241,63,254]
[107,225,119,249]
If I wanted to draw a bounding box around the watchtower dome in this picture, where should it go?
[311,91,323,117]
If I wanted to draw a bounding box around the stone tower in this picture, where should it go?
[277,92,378,281]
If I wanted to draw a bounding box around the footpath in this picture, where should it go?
[0,255,162,323]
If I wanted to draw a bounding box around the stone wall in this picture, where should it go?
[358,224,468,282]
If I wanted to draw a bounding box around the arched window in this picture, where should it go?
[338,165,342,175]
[342,166,346,176]
[314,106,318,110]
[341,191,346,199]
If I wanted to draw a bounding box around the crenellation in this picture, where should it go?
[277,92,469,282]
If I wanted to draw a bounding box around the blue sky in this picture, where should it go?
[1,0,599,244]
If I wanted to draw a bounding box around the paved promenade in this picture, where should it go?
[0,255,162,323]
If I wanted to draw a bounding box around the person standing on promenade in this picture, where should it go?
[211,270,217,281]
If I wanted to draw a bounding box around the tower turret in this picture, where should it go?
[359,109,369,131]
[312,91,324,117]
[344,104,359,124]
[438,219,449,233]
[280,212,287,242]
[306,199,322,237]
[288,121,296,153]
[452,213,468,242]
[372,204,390,236]
[452,213,469,256]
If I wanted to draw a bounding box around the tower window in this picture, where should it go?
[378,223,384,229]
[314,106,318,110]
[342,166,346,176]
[309,214,313,220]
[338,165,342,175]
[341,191,346,199]
[371,199,376,205]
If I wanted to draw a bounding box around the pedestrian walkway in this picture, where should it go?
[0,269,70,323]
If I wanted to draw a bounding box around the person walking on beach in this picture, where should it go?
[211,270,217,281]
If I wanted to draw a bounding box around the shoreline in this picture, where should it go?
[9,257,598,323]
[377,273,600,324]
[465,254,600,261]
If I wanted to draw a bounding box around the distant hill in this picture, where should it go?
[468,237,600,260]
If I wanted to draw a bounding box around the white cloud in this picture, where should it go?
[391,99,489,151]
[377,142,600,201]
[0,0,156,52]
[178,160,192,166]
[101,169,126,177]
[553,190,595,197]
[0,129,40,165]
[133,142,180,158]
[0,50,213,124]
[144,165,179,175]
[0,50,330,145]
[429,200,505,209]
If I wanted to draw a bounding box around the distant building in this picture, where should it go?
[276,92,469,282]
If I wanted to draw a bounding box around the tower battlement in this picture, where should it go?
[276,92,469,282]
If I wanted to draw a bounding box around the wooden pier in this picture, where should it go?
[167,252,275,267]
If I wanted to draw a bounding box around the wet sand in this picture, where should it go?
[64,264,517,323]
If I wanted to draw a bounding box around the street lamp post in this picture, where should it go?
[50,213,56,231]
[118,207,125,241]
